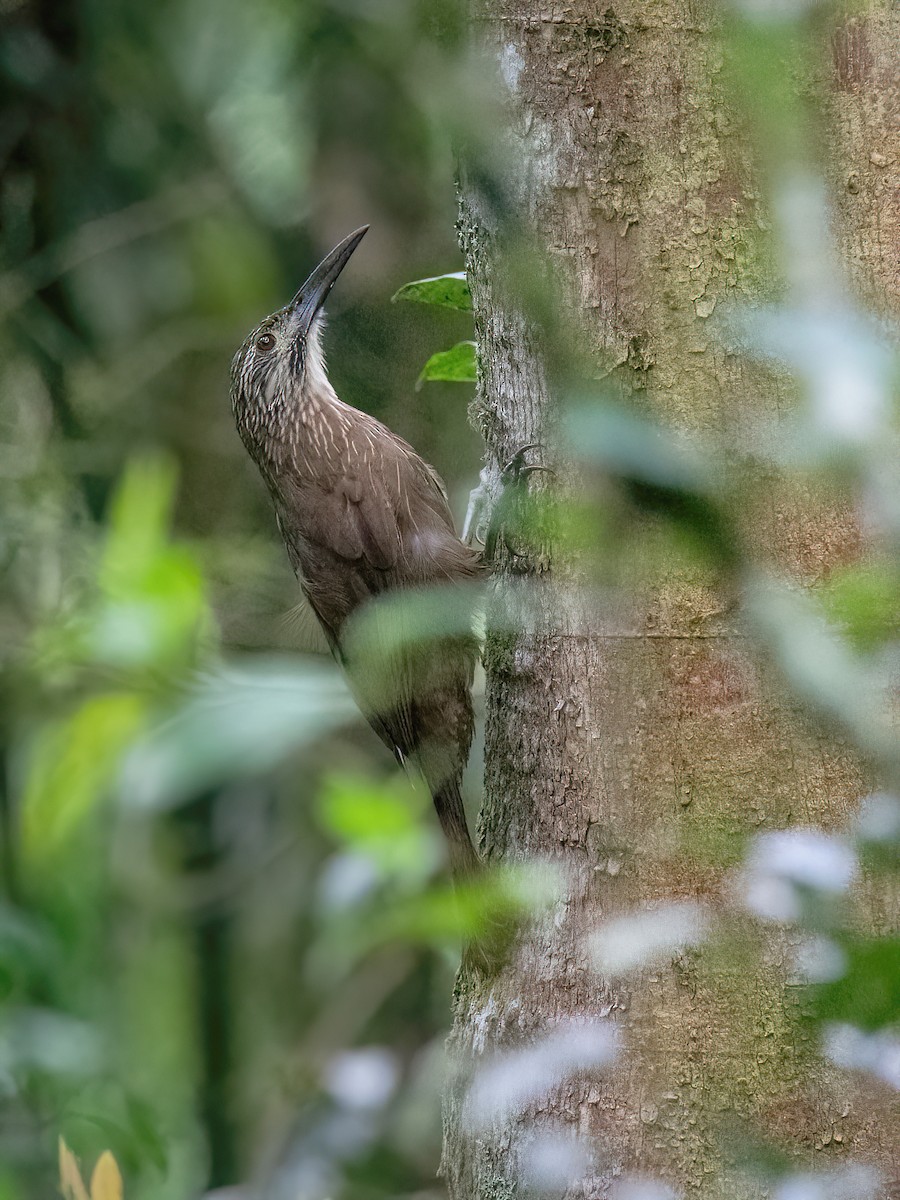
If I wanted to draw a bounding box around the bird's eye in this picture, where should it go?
[256,332,276,352]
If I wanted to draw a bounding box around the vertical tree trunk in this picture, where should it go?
[829,6,899,309]
[444,3,900,1197]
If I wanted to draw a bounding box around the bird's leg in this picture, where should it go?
[462,463,495,548]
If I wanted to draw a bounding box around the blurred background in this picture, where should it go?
[0,1,484,1197]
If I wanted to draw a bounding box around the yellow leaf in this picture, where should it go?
[58,1138,90,1200]
[89,1151,123,1200]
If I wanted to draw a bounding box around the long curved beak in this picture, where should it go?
[289,225,369,339]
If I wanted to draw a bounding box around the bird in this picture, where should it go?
[230,226,482,879]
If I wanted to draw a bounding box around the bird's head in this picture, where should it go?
[230,225,368,463]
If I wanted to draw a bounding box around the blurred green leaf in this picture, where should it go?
[187,215,282,314]
[317,774,439,884]
[91,548,210,672]
[567,402,711,492]
[340,583,485,721]
[369,860,554,946]
[724,15,808,166]
[319,774,425,843]
[0,1169,21,1200]
[391,272,471,310]
[810,937,900,1031]
[375,883,468,942]
[343,581,483,664]
[122,658,355,810]
[0,904,55,984]
[817,564,900,652]
[566,402,739,573]
[22,693,147,859]
[94,456,213,671]
[745,578,897,767]
[100,456,177,579]
[0,1009,104,1076]
[124,1094,168,1174]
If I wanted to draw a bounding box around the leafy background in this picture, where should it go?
[1,1,482,1197]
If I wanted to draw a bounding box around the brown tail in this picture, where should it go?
[431,776,515,977]
[432,774,481,880]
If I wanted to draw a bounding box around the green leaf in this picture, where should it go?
[810,937,900,1031]
[566,402,711,492]
[817,564,900,652]
[343,582,484,662]
[0,904,54,983]
[100,455,178,585]
[318,774,425,844]
[416,341,477,389]
[316,775,440,884]
[124,1094,168,1173]
[391,272,472,310]
[22,693,147,858]
[94,455,213,671]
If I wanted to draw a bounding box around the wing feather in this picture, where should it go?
[271,415,480,765]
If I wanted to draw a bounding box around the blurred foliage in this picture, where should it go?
[1,0,899,1199]
[811,937,900,1031]
[0,1,485,1198]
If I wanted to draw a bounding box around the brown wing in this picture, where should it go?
[276,472,397,570]
[275,422,478,606]
[272,422,479,768]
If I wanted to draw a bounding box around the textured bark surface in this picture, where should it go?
[829,8,900,312]
[444,2,900,1198]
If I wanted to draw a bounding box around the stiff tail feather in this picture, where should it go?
[431,774,480,880]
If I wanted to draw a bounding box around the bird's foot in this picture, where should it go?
[485,442,555,563]
[464,443,555,556]
[500,442,555,486]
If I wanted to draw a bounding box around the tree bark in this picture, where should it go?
[828,7,899,311]
[443,2,900,1197]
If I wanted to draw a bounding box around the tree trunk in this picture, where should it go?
[443,2,900,1197]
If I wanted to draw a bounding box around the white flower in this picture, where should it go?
[824,1023,900,1091]
[773,1164,880,1200]
[323,1047,399,1110]
[613,1179,680,1200]
[791,937,847,984]
[464,1020,619,1130]
[589,902,710,975]
[856,793,900,843]
[518,1129,591,1192]
[741,830,857,922]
